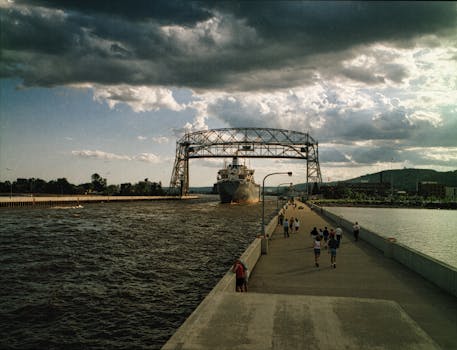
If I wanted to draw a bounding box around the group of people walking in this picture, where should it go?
[310,226,341,268]
[233,202,362,291]
[279,207,300,238]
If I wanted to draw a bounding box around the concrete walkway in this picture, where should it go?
[248,202,457,349]
[163,201,456,350]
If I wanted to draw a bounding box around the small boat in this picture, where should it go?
[216,157,260,204]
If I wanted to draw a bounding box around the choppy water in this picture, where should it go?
[0,195,277,349]
[324,207,457,267]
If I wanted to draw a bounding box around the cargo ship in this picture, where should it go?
[216,157,260,203]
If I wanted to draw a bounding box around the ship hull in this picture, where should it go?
[217,181,260,204]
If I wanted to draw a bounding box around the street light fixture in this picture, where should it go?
[5,168,13,199]
[276,182,293,209]
[262,171,292,237]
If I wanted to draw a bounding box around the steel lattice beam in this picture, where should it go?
[169,128,322,195]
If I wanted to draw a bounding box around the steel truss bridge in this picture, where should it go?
[169,128,322,196]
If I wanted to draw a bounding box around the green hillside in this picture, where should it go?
[344,169,457,192]
[187,169,457,194]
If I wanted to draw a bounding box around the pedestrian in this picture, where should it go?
[353,222,360,242]
[294,218,300,233]
[328,233,338,268]
[310,227,318,247]
[283,218,290,238]
[232,259,247,292]
[313,235,321,267]
[278,211,284,226]
[289,217,294,233]
[241,260,249,292]
[323,226,329,249]
[335,227,343,247]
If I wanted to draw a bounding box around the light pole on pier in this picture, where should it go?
[262,172,292,238]
[276,182,292,209]
[5,168,13,199]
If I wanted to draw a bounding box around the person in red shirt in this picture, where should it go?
[232,259,246,292]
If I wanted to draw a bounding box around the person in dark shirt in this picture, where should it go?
[328,233,338,268]
[323,227,329,249]
[310,227,318,247]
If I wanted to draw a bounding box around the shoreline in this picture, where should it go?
[310,200,457,210]
[0,195,199,208]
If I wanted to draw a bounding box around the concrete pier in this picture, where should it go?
[0,195,198,208]
[163,201,457,350]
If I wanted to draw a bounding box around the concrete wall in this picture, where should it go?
[310,203,457,298]
[209,212,280,293]
[162,212,281,348]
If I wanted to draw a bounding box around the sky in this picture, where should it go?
[1,1,456,187]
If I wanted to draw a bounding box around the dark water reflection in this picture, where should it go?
[0,195,279,349]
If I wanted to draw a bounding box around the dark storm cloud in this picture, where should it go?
[14,0,213,25]
[350,146,400,164]
[1,1,456,89]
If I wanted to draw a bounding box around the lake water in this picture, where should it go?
[324,206,457,268]
[0,195,278,350]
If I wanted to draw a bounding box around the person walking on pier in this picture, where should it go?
[232,259,247,292]
[289,217,294,233]
[310,227,318,247]
[323,227,329,249]
[278,211,284,226]
[353,222,360,242]
[328,232,338,268]
[283,218,290,238]
[335,227,343,247]
[313,235,322,267]
[294,218,300,233]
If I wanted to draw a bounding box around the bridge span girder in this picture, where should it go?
[169,128,322,196]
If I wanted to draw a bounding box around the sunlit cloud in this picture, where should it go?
[72,150,132,161]
[151,136,169,144]
[71,150,163,163]
[134,153,161,163]
[92,85,184,112]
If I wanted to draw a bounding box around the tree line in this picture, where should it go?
[0,173,165,196]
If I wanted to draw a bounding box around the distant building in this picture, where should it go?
[346,182,391,196]
[418,182,445,198]
[445,187,457,201]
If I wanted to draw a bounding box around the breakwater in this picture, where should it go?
[0,195,197,208]
[163,201,457,349]
[309,203,457,297]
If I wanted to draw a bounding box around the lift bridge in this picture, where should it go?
[169,127,322,196]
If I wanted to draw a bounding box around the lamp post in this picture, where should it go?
[276,182,292,209]
[5,168,13,199]
[262,172,292,238]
